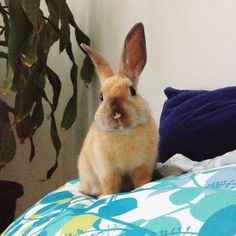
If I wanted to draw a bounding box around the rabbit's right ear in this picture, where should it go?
[81,43,114,84]
[118,23,147,87]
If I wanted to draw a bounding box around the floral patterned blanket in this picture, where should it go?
[3,164,236,236]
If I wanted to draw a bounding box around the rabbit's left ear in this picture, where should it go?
[119,23,147,85]
[81,43,114,84]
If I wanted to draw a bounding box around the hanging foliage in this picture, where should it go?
[0,0,94,178]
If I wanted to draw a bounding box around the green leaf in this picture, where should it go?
[61,63,77,130]
[66,4,94,84]
[0,99,15,168]
[46,114,61,179]
[80,55,94,84]
[46,66,61,112]
[22,30,40,67]
[0,100,14,121]
[0,51,8,59]
[65,42,75,62]
[15,63,45,123]
[36,85,52,108]
[15,88,44,144]
[29,137,35,162]
[0,40,7,47]
[75,27,90,47]
[38,24,59,56]
[15,115,31,142]
[35,69,61,179]
[20,0,40,27]
[0,27,5,36]
[46,160,58,180]
[14,93,21,118]
[60,88,77,130]
[59,0,70,52]
[0,123,16,167]
[67,5,90,45]
[61,45,78,130]
[38,0,61,53]
[7,0,32,90]
[45,0,60,24]
[30,96,44,133]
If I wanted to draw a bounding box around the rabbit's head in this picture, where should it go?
[81,23,152,131]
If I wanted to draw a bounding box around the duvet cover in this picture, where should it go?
[3,163,236,236]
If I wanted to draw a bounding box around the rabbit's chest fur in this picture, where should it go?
[91,118,158,175]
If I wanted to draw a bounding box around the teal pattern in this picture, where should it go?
[2,165,236,235]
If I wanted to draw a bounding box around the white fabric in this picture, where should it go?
[157,149,236,177]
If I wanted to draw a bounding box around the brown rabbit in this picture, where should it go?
[78,23,158,196]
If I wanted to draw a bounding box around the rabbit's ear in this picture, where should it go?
[81,43,114,83]
[119,23,146,86]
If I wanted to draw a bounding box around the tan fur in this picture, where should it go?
[78,23,159,196]
[130,164,153,189]
[81,43,114,82]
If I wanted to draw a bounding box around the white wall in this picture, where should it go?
[1,0,236,216]
[72,0,236,121]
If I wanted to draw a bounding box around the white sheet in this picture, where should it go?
[157,149,236,177]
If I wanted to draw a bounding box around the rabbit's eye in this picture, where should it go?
[130,86,136,96]
[99,92,103,101]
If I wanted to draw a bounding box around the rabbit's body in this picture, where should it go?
[78,23,158,196]
[79,116,157,196]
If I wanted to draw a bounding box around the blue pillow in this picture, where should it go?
[159,86,236,163]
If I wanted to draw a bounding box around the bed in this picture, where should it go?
[2,163,236,236]
[2,86,236,235]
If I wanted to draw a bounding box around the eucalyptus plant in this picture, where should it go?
[0,0,94,179]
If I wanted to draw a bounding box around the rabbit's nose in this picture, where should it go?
[113,112,122,120]
[111,98,123,120]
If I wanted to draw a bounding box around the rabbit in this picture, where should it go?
[78,23,158,197]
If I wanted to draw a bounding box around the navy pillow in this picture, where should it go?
[159,86,236,163]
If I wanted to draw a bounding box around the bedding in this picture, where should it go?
[3,163,236,235]
[157,149,236,177]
